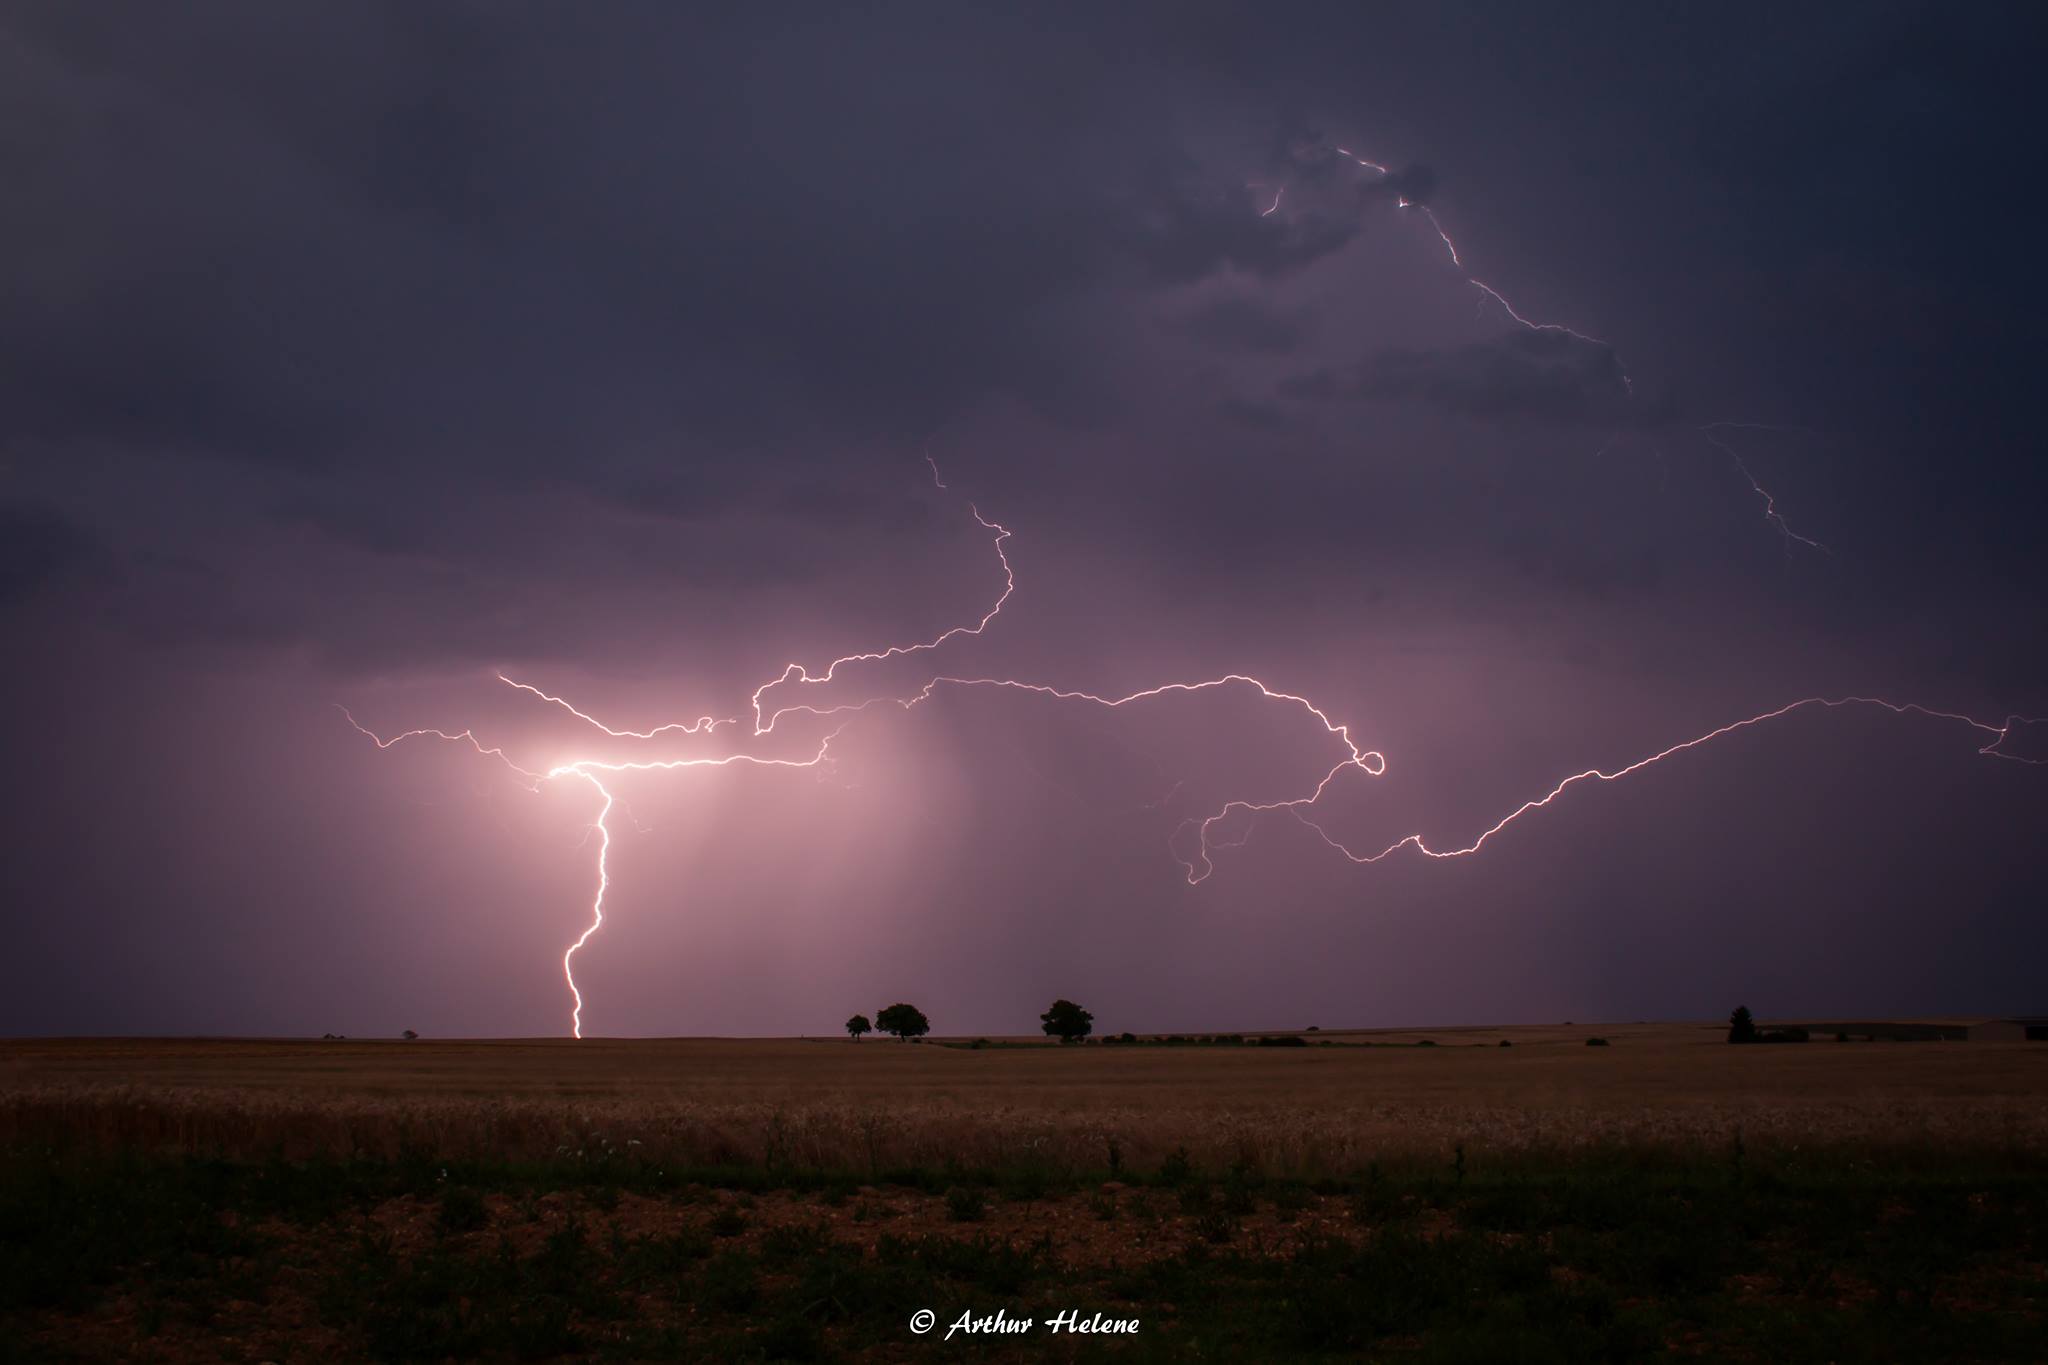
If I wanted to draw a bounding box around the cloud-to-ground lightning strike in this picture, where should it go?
[347,153,2034,1035]
[348,478,2039,1034]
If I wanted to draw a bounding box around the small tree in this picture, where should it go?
[1040,998,1094,1044]
[845,1014,872,1042]
[1727,1006,1756,1044]
[876,1003,930,1042]
[401,1029,418,1041]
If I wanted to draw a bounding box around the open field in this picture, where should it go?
[5,1027,2047,1360]
[6,1024,2046,1172]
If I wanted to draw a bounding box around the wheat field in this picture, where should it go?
[7,1024,2043,1176]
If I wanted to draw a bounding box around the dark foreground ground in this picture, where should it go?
[6,1145,2047,1362]
[3,1033,2045,1360]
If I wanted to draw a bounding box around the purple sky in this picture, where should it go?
[4,2,2044,1038]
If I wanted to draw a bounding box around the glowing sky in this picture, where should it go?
[3,2,2043,1037]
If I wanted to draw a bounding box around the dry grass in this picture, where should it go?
[5,1025,2045,1176]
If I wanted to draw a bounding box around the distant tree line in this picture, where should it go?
[836,998,1349,1049]
[835,998,1408,1048]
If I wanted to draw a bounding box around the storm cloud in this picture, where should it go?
[1282,327,1638,423]
[2,1,2043,1039]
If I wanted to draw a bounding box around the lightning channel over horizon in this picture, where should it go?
[345,149,2038,1036]
[347,474,2041,1035]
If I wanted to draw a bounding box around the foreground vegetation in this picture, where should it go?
[4,1141,2045,1361]
[4,1032,2043,1359]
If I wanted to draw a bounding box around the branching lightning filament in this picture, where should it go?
[348,480,2039,1035]
[347,147,2037,1036]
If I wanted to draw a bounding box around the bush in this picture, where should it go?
[1586,1037,1610,1047]
[945,1186,987,1223]
[1257,1035,1309,1048]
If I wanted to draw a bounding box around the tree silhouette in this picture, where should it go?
[1040,998,1094,1044]
[845,1013,872,1042]
[876,1003,930,1041]
[1727,1006,1756,1044]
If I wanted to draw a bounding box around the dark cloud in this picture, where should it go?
[2,1,2045,1039]
[1167,296,1314,354]
[1213,395,1292,430]
[1281,328,1638,424]
[0,502,101,602]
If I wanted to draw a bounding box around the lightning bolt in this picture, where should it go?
[348,480,2039,1034]
[1330,142,1855,548]
[1698,423,1828,554]
[345,151,2035,1036]
[558,770,612,1039]
[1324,144,1631,390]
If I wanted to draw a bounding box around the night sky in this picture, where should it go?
[4,2,2044,1039]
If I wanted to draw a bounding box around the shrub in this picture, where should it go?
[1586,1037,1610,1047]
